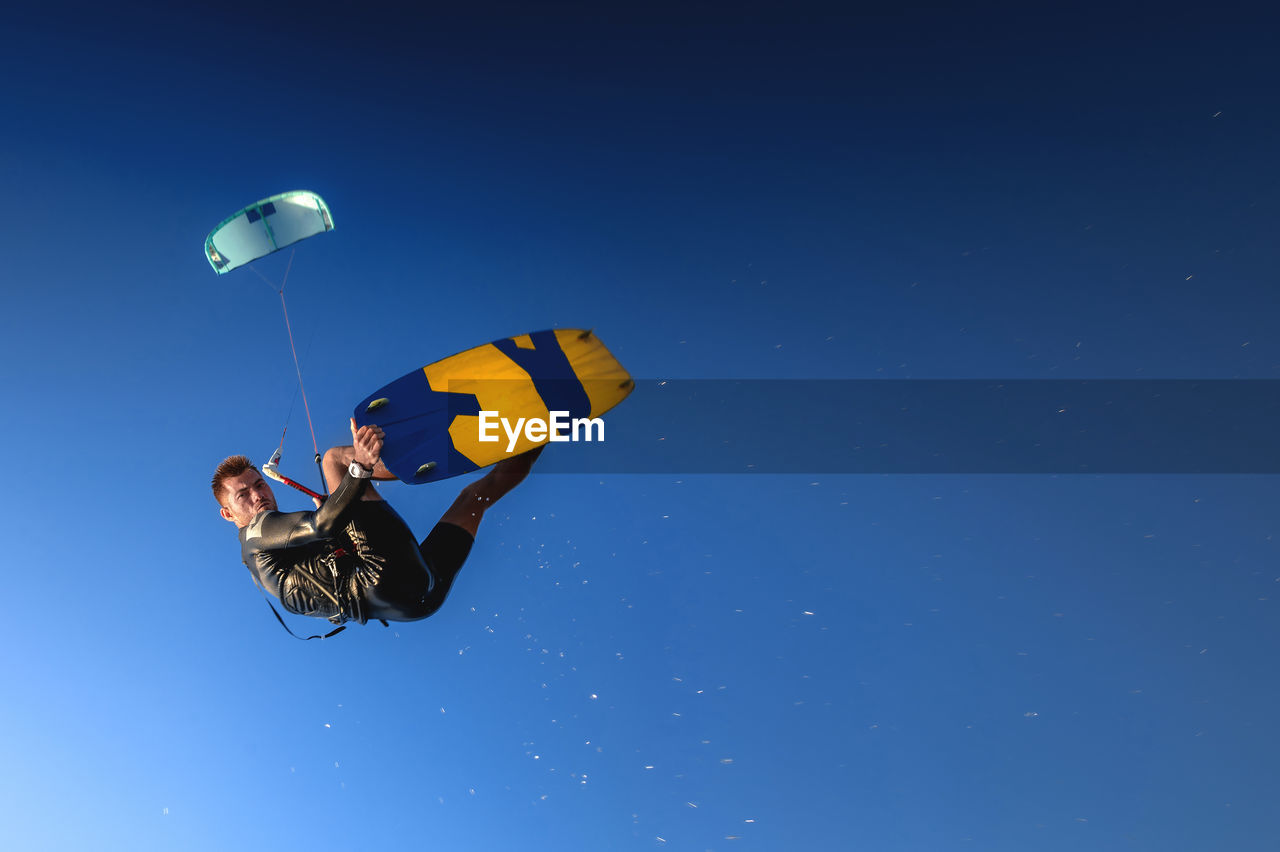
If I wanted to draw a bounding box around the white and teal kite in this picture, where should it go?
[203,190,334,274]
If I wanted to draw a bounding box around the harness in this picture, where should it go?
[247,544,393,641]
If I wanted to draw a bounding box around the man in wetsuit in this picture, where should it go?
[214,418,542,626]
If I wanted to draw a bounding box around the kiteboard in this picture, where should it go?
[353,329,633,484]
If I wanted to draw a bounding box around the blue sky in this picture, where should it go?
[2,2,1278,850]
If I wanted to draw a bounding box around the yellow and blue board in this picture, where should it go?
[353,329,633,484]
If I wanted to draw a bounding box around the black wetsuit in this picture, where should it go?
[239,472,474,625]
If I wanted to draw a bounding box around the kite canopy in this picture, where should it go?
[204,190,334,274]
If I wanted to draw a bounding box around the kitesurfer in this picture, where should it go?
[213,418,542,626]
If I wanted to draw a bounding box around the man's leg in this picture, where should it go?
[393,445,544,619]
[363,445,545,622]
[437,445,544,537]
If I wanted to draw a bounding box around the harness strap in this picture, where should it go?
[249,571,347,641]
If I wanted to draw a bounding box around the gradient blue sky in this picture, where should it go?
[2,2,1278,850]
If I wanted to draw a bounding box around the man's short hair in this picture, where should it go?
[212,455,258,506]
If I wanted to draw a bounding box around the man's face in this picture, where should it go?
[219,468,278,528]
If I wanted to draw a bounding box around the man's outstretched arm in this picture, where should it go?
[248,421,385,546]
[245,471,368,549]
[319,419,394,498]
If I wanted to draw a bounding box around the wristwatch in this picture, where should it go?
[349,460,374,479]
